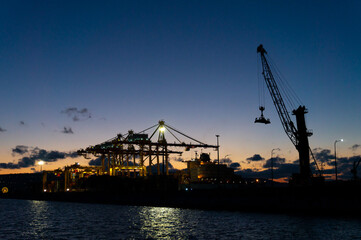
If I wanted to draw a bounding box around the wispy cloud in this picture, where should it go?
[62,127,74,134]
[12,145,29,155]
[0,127,6,132]
[19,121,25,126]
[61,107,91,122]
[350,144,361,152]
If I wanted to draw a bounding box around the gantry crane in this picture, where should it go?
[256,44,317,184]
[77,120,218,177]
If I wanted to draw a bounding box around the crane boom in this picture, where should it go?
[257,45,298,146]
[257,44,312,182]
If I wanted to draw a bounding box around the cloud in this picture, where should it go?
[0,127,6,132]
[173,157,184,162]
[218,157,241,170]
[230,162,241,169]
[350,144,361,152]
[334,155,361,179]
[220,157,232,165]
[89,157,106,166]
[67,151,79,158]
[238,152,361,181]
[61,107,91,121]
[263,157,286,168]
[313,148,334,165]
[12,145,29,155]
[0,162,18,169]
[0,146,78,169]
[62,127,74,134]
[238,163,300,179]
[246,154,265,162]
[275,163,300,177]
[19,121,25,125]
[239,153,316,179]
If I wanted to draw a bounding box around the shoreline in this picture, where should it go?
[2,185,361,218]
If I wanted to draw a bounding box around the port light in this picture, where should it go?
[2,187,8,194]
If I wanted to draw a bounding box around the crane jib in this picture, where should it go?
[256,44,315,183]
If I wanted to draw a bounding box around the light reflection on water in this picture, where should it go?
[139,207,182,238]
[1,199,361,239]
[27,201,50,238]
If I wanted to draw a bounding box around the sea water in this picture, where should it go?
[0,199,360,239]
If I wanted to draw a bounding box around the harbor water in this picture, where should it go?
[1,199,361,239]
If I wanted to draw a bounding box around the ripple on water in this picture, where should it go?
[1,199,361,240]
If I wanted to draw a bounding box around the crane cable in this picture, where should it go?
[257,53,265,109]
[268,56,296,110]
[267,55,303,112]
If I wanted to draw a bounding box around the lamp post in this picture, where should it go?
[334,139,343,181]
[216,135,220,165]
[215,135,220,185]
[38,160,44,172]
[271,148,280,183]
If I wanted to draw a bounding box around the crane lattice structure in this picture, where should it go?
[256,44,321,184]
[77,120,218,177]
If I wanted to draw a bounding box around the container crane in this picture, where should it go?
[256,44,316,184]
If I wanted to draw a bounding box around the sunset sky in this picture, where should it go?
[1,1,361,180]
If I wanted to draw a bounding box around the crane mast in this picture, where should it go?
[257,44,312,182]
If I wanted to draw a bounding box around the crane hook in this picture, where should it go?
[255,106,271,124]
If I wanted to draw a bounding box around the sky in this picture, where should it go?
[1,0,361,180]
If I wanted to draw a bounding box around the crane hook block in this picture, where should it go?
[255,117,271,124]
[254,106,271,124]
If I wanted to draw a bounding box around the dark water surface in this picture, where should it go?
[1,199,361,239]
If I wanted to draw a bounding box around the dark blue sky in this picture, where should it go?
[1,1,360,177]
